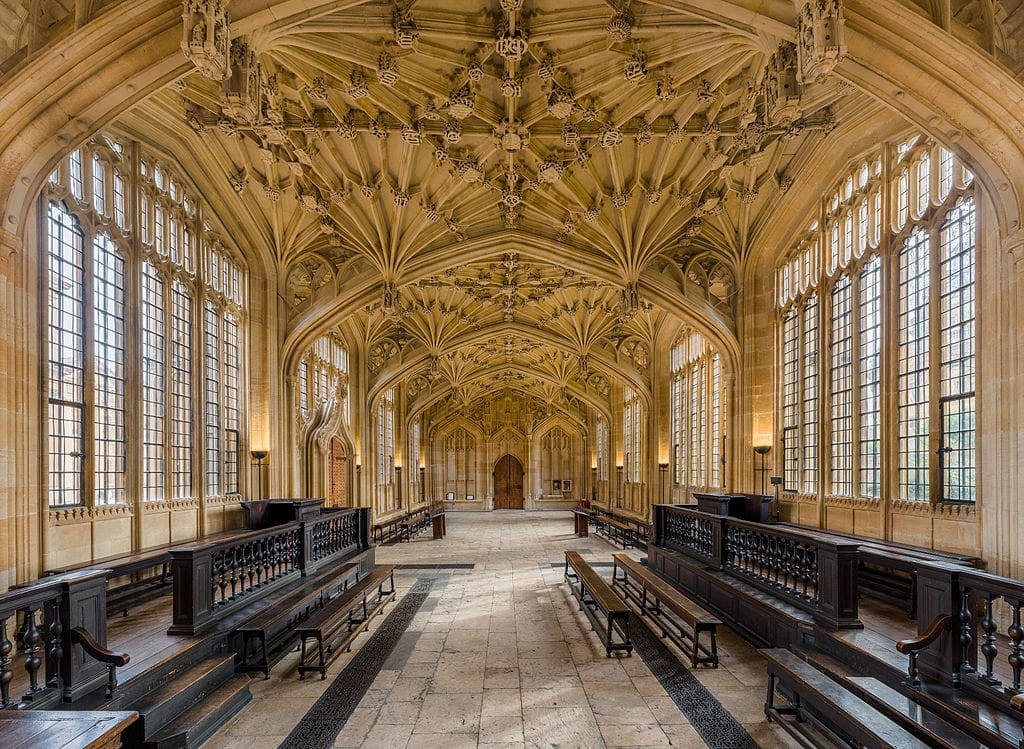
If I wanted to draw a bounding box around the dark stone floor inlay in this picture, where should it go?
[629,613,761,749]
[393,563,476,569]
[276,578,435,749]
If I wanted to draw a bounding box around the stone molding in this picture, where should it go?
[141,498,201,513]
[50,504,134,524]
[824,494,881,510]
[934,502,977,520]
[205,494,244,506]
[781,491,817,505]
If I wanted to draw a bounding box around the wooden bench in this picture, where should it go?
[763,648,930,749]
[563,551,632,658]
[374,508,431,545]
[573,509,590,537]
[235,561,360,678]
[590,510,650,549]
[46,531,245,617]
[843,676,987,749]
[611,554,720,667]
[296,565,396,679]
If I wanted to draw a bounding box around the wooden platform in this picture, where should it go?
[0,710,136,749]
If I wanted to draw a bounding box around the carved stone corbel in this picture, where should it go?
[796,0,846,83]
[181,0,230,81]
[1004,229,1024,273]
[765,42,801,126]
[0,228,21,267]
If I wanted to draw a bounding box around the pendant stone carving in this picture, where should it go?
[796,0,846,83]
[182,0,230,81]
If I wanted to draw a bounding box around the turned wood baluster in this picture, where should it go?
[261,537,271,583]
[21,606,43,696]
[47,597,63,693]
[798,545,806,598]
[980,593,1000,684]
[0,614,13,706]
[245,545,256,590]
[216,551,229,606]
[771,538,782,587]
[959,588,974,675]
[809,549,819,602]
[783,540,794,592]
[757,534,768,580]
[1008,598,1024,692]
[228,547,239,599]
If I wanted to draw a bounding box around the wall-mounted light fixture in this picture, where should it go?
[753,445,771,495]
[250,450,269,500]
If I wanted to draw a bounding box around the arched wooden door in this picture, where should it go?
[328,439,348,507]
[493,454,524,510]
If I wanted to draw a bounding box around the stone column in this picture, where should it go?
[0,225,42,588]
[978,220,1024,578]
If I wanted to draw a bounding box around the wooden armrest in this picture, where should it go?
[896,615,950,654]
[71,627,129,667]
[1010,692,1023,711]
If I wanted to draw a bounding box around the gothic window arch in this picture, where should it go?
[670,331,725,492]
[622,386,643,483]
[776,135,975,503]
[44,137,248,507]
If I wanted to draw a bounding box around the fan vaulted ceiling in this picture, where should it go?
[115,0,889,419]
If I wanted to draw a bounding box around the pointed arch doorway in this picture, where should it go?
[327,438,349,508]
[493,454,524,510]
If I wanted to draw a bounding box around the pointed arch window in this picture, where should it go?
[776,136,976,505]
[43,138,248,507]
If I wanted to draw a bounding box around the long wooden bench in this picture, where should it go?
[611,554,720,667]
[46,530,246,617]
[373,508,431,544]
[763,648,930,749]
[563,551,632,658]
[842,676,987,749]
[235,561,360,678]
[590,509,650,550]
[296,565,396,680]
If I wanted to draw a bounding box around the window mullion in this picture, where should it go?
[928,219,942,505]
[81,222,97,509]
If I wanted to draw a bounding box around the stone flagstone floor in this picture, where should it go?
[205,510,800,749]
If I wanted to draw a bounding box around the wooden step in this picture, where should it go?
[105,638,219,709]
[844,677,988,749]
[143,674,252,749]
[129,654,238,741]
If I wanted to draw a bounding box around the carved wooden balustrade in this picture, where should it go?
[0,569,111,708]
[913,561,1024,717]
[169,507,370,635]
[653,504,861,630]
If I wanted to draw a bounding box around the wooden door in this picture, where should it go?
[493,454,524,510]
[328,439,348,507]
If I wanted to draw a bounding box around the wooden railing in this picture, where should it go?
[912,561,1024,717]
[653,504,860,630]
[0,569,111,707]
[168,507,370,635]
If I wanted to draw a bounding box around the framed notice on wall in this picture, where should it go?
[562,479,572,492]
[552,480,561,491]
[445,491,455,501]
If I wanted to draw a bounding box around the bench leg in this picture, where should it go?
[318,639,326,680]
[260,636,269,680]
[765,673,776,719]
[299,636,308,680]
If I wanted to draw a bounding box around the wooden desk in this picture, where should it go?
[0,710,137,749]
